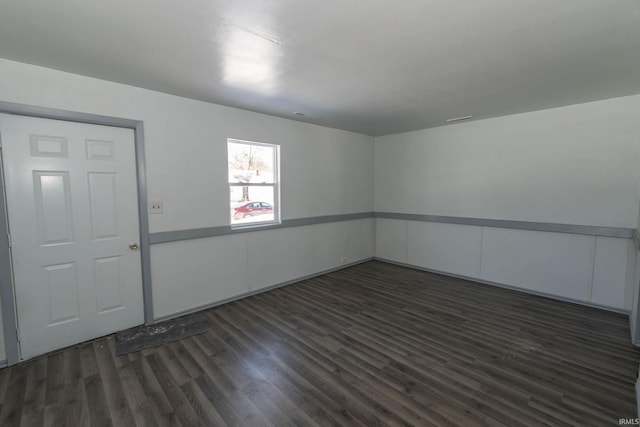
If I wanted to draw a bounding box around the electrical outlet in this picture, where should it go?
[149,200,163,214]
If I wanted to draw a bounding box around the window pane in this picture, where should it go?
[230,185,275,225]
[228,141,275,184]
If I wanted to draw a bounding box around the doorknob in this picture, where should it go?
[129,243,139,250]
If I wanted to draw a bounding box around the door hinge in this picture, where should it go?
[7,233,11,247]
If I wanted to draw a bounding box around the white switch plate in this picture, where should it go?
[149,200,163,214]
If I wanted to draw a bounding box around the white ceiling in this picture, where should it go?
[0,1,639,136]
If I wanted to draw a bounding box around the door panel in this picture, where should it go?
[34,171,75,244]
[95,256,124,313]
[44,262,79,325]
[0,114,144,360]
[88,172,118,239]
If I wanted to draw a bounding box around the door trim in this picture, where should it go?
[0,101,153,365]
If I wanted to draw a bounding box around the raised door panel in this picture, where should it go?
[95,256,124,314]
[88,172,119,240]
[44,262,79,326]
[33,171,74,245]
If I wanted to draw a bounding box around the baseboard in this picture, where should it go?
[374,257,630,315]
[0,359,7,369]
[152,257,375,324]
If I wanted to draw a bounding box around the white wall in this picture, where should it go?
[0,58,375,321]
[375,95,640,311]
[375,95,640,228]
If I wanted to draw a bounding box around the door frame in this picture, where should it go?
[0,101,153,366]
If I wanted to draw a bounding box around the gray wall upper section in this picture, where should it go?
[0,58,374,233]
[2,58,638,234]
[374,95,640,229]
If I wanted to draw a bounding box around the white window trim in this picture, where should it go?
[228,138,281,228]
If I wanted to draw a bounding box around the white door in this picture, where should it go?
[0,114,144,360]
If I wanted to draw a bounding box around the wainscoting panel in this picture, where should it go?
[407,221,483,278]
[314,220,361,272]
[592,237,634,309]
[360,218,376,259]
[376,218,408,263]
[376,218,634,311]
[247,226,316,292]
[151,219,374,320]
[480,227,596,302]
[150,233,250,318]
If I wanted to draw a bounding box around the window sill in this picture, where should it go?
[230,220,282,231]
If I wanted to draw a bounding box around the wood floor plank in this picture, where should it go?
[0,260,638,425]
[61,382,89,427]
[134,356,182,426]
[42,402,65,427]
[196,371,281,427]
[156,346,191,387]
[84,372,112,427]
[236,296,433,426]
[112,364,155,427]
[93,340,136,427]
[61,347,90,427]
[19,358,47,427]
[179,379,228,426]
[103,338,155,426]
[0,363,12,403]
[186,332,280,427]
[168,340,205,380]
[44,352,64,407]
[0,362,28,426]
[79,341,99,379]
[145,352,203,427]
[225,301,415,425]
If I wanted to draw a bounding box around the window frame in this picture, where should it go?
[227,138,281,228]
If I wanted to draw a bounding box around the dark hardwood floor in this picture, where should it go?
[0,260,638,426]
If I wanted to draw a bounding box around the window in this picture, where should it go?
[228,139,280,226]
